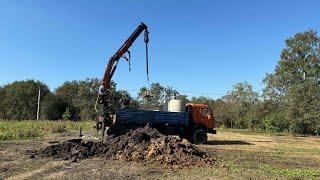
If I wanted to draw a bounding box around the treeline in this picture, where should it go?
[191,30,320,135]
[0,79,132,121]
[137,30,320,135]
[0,30,320,135]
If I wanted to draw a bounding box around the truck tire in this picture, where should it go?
[192,127,207,144]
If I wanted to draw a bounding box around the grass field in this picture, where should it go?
[200,131,320,179]
[0,121,319,179]
[0,120,94,140]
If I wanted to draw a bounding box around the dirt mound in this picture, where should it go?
[36,126,215,169]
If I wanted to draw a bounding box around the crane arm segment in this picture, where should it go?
[102,23,148,89]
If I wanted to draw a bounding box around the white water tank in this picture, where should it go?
[168,100,186,112]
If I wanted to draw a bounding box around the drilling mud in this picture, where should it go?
[35,126,215,169]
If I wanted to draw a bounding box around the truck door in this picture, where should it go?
[200,107,214,128]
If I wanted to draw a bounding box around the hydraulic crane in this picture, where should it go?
[102,23,149,90]
[96,23,216,144]
[96,22,149,137]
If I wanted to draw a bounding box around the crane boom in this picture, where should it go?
[96,23,149,140]
[102,22,149,89]
[95,23,149,140]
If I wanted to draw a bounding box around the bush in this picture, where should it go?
[62,108,72,120]
[263,115,287,133]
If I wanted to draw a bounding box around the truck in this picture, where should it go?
[108,101,216,144]
[96,22,216,144]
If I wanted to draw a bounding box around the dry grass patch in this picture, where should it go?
[0,120,95,140]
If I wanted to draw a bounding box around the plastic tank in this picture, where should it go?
[168,100,186,112]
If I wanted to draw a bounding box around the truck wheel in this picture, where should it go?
[192,128,207,144]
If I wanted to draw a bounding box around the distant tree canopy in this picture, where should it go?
[138,83,188,106]
[54,78,132,120]
[263,30,320,135]
[221,82,259,129]
[200,30,320,135]
[188,82,261,130]
[0,29,319,135]
[0,79,129,121]
[0,80,51,120]
[55,78,101,120]
[187,30,320,135]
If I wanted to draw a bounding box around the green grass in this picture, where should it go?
[288,147,320,155]
[218,127,293,136]
[224,160,320,179]
[265,166,320,178]
[0,120,95,140]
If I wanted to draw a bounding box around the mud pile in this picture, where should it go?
[36,126,215,169]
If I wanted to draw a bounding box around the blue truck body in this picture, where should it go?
[117,109,189,127]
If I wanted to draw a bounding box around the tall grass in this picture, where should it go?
[0,120,94,140]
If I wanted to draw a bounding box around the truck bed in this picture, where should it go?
[116,109,189,127]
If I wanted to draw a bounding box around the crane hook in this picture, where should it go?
[144,29,149,81]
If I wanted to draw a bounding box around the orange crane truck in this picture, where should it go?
[96,23,216,144]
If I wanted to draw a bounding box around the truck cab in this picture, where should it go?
[186,103,216,144]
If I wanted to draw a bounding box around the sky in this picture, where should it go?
[1,0,320,99]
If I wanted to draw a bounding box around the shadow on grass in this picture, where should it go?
[207,140,252,145]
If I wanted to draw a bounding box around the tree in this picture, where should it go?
[55,78,127,120]
[138,83,187,106]
[191,96,215,106]
[0,86,5,119]
[55,80,81,119]
[40,94,66,120]
[263,30,320,134]
[221,82,259,129]
[213,99,234,128]
[138,83,165,105]
[115,90,139,110]
[76,78,101,120]
[0,80,51,120]
[264,30,320,95]
[285,82,320,134]
[55,78,103,120]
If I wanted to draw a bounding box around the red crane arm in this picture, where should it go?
[102,22,148,89]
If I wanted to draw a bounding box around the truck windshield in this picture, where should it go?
[201,108,211,116]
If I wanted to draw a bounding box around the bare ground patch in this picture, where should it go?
[1,129,320,179]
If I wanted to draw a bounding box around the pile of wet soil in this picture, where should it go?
[36,126,215,169]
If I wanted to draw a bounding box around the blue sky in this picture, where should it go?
[1,0,319,98]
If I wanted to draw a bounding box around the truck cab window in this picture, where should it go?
[201,108,209,116]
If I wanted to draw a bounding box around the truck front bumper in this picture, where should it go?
[207,128,217,134]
